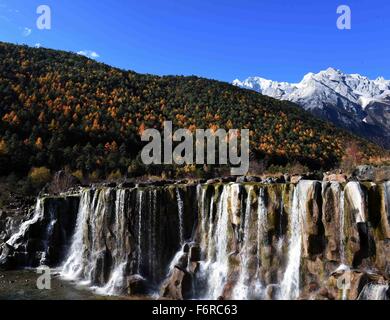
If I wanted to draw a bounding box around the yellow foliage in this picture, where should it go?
[29,167,51,185]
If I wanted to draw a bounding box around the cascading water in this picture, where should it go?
[279,181,313,300]
[6,198,45,248]
[176,188,185,245]
[148,189,157,280]
[384,181,390,219]
[4,179,390,300]
[233,186,253,300]
[198,185,208,250]
[99,189,128,295]
[330,182,346,264]
[61,189,91,280]
[137,190,144,275]
[339,187,345,263]
[40,203,57,266]
[202,184,234,299]
[344,182,366,223]
[358,283,389,300]
[254,187,268,298]
[86,188,112,285]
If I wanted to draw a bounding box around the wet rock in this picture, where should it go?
[206,178,222,184]
[126,275,147,295]
[290,176,303,184]
[323,173,347,183]
[221,176,236,183]
[160,267,192,300]
[119,181,136,188]
[353,165,375,181]
[246,176,262,183]
[189,246,201,262]
[236,176,247,183]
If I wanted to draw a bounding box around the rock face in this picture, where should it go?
[0,196,79,269]
[1,180,389,300]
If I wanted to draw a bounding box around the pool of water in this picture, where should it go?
[0,270,151,300]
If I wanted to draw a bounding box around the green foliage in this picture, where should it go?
[0,42,385,179]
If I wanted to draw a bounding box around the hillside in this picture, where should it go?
[0,42,386,180]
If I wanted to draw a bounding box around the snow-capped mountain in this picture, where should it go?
[233,68,390,148]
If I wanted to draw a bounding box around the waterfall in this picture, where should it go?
[384,181,390,219]
[233,186,253,300]
[137,190,144,275]
[99,189,128,295]
[5,179,390,300]
[206,194,215,262]
[340,187,345,263]
[61,189,92,280]
[149,189,157,280]
[279,181,313,300]
[40,203,57,266]
[198,185,208,249]
[254,187,267,298]
[85,188,112,285]
[330,182,346,263]
[176,188,185,245]
[358,283,389,300]
[202,184,235,299]
[344,182,366,223]
[6,198,45,248]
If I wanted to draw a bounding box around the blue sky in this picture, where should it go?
[0,0,389,82]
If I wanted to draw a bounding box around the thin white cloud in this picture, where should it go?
[35,43,41,48]
[22,27,32,37]
[77,50,100,59]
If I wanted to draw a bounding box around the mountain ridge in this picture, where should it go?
[233,68,390,148]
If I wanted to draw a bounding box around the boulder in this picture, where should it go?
[353,165,375,181]
[160,267,192,300]
[126,275,148,295]
[189,246,201,262]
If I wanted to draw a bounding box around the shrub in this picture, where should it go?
[29,167,51,187]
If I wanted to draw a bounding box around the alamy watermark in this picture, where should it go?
[36,5,51,30]
[141,121,250,176]
[337,5,351,30]
[36,266,51,290]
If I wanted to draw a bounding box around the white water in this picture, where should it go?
[254,187,268,298]
[344,182,366,223]
[176,188,185,245]
[40,204,57,266]
[384,181,390,219]
[340,188,345,263]
[149,189,157,280]
[279,181,313,300]
[198,185,208,249]
[61,190,92,280]
[358,283,389,300]
[137,190,144,275]
[330,182,346,263]
[6,198,45,248]
[85,188,111,284]
[203,184,236,299]
[98,189,127,295]
[233,186,253,300]
[206,194,215,262]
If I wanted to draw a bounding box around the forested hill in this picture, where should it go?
[0,42,385,179]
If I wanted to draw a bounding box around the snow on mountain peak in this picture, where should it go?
[233,68,390,112]
[233,68,390,149]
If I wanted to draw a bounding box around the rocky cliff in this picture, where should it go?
[0,180,389,300]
